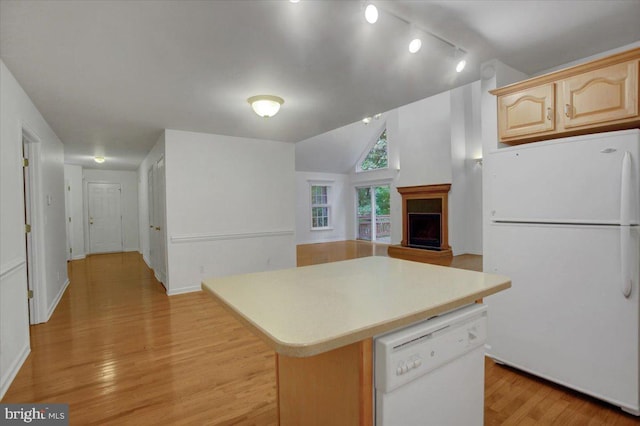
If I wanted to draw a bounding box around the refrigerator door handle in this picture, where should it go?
[620,227,633,298]
[620,152,633,298]
[620,151,632,226]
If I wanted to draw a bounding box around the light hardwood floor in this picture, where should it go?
[3,242,638,425]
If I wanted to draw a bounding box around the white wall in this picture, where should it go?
[64,164,85,259]
[296,172,350,244]
[1,60,68,398]
[396,91,453,188]
[164,129,296,294]
[450,81,483,255]
[83,169,140,253]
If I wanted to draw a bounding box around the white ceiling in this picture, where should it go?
[1,0,639,170]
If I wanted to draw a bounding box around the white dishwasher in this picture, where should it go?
[374,303,487,426]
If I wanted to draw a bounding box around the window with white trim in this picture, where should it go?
[311,184,331,229]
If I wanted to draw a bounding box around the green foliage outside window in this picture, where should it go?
[357,185,390,216]
[360,130,388,171]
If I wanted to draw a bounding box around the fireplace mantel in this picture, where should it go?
[388,184,453,265]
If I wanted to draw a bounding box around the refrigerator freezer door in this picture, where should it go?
[490,130,640,224]
[485,223,640,413]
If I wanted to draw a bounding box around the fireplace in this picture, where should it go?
[408,213,441,250]
[388,184,453,265]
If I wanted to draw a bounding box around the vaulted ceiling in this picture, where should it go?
[1,1,639,170]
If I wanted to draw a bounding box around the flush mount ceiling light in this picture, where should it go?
[364,3,378,24]
[408,38,422,54]
[94,156,105,164]
[247,95,284,118]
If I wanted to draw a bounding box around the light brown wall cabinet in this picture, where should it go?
[492,48,640,145]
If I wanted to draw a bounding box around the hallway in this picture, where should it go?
[3,253,277,425]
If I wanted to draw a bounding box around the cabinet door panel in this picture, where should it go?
[559,60,638,129]
[498,83,555,140]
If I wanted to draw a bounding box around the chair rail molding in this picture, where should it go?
[170,229,295,244]
[0,257,26,279]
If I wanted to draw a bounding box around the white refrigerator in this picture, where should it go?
[485,129,640,416]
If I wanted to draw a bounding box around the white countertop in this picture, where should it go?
[202,256,510,357]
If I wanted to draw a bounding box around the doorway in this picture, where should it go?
[87,182,123,253]
[356,184,391,243]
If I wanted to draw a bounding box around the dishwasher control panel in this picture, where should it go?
[375,304,487,393]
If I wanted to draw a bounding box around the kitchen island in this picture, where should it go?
[202,256,510,425]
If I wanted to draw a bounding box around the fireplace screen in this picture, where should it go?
[407,213,441,250]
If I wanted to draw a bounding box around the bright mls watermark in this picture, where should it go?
[1,404,68,425]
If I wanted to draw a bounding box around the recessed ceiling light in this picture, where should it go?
[247,95,285,118]
[362,117,372,125]
[94,156,105,164]
[364,4,378,24]
[408,38,422,54]
[289,0,300,3]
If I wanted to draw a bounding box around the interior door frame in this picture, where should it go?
[85,181,124,254]
[22,124,44,324]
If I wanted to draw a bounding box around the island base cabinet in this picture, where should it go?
[276,339,373,426]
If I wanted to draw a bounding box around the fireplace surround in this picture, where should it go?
[387,184,453,265]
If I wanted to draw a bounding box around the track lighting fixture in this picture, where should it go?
[363,3,469,73]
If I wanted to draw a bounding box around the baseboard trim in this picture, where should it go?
[167,286,202,296]
[71,254,86,260]
[0,343,30,400]
[296,237,348,245]
[45,278,70,322]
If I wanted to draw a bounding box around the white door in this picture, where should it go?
[147,166,155,268]
[64,179,72,261]
[153,157,167,283]
[22,137,35,323]
[88,182,123,253]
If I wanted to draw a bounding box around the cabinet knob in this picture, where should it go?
[155,226,161,231]
[564,104,572,118]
